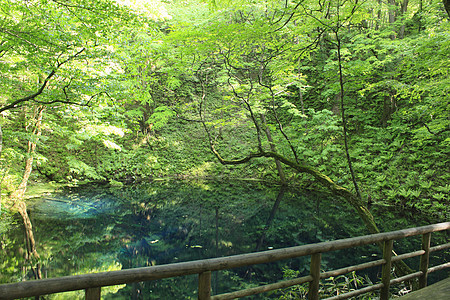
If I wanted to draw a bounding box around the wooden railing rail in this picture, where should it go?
[0,222,448,300]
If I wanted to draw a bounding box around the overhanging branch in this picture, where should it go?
[0,48,85,113]
[0,70,56,113]
[209,146,376,233]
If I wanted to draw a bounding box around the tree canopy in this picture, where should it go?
[0,0,448,279]
[0,0,448,295]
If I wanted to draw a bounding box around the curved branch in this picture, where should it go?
[211,146,378,235]
[335,30,362,200]
[32,91,102,107]
[272,1,305,32]
[50,0,96,11]
[423,123,449,136]
[211,145,265,165]
[0,27,39,49]
[0,69,56,113]
[0,48,85,113]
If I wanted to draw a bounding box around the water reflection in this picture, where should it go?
[2,180,445,299]
[256,184,287,252]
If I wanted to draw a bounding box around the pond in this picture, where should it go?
[1,180,448,299]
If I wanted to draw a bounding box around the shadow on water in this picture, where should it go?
[2,180,448,299]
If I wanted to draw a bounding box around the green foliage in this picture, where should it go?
[275,269,376,299]
[10,0,443,220]
[1,3,449,296]
[148,106,176,129]
[286,109,343,173]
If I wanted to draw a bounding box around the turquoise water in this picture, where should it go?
[2,180,448,299]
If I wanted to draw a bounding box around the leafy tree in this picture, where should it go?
[1,0,448,291]
[144,0,448,279]
[0,0,150,279]
[149,1,378,240]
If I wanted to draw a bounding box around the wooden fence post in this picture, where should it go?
[419,232,431,289]
[380,239,393,300]
[85,287,101,300]
[308,253,321,300]
[198,271,212,300]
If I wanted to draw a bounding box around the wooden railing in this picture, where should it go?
[0,222,449,300]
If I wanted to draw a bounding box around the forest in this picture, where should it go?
[0,0,449,298]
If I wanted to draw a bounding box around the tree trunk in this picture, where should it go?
[376,0,382,30]
[382,94,396,127]
[398,0,409,39]
[389,0,397,24]
[336,32,362,201]
[10,105,44,280]
[389,0,398,39]
[261,114,286,184]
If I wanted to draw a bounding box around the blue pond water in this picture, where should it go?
[3,181,448,299]
[33,196,117,219]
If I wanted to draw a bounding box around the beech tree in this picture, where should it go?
[0,0,146,276]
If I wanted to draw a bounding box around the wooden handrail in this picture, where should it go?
[0,222,449,300]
